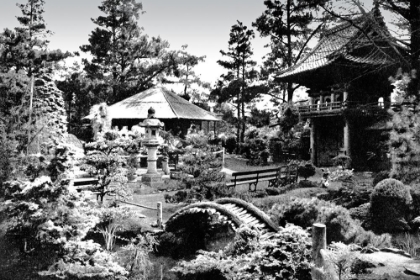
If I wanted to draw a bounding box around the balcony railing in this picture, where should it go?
[297,101,390,117]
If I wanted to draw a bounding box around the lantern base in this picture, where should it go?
[141,173,163,187]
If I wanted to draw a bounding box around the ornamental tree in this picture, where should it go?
[82,130,139,203]
[2,145,129,279]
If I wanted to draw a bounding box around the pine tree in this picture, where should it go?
[175,45,207,103]
[217,21,257,143]
[253,0,322,103]
[80,0,179,103]
[0,0,70,155]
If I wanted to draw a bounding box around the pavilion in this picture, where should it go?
[105,86,221,137]
[276,7,407,169]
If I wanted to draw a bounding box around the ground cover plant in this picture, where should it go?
[269,197,392,247]
[172,224,312,280]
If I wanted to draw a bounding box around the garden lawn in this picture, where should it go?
[110,182,186,228]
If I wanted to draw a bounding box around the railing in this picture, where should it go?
[297,101,392,116]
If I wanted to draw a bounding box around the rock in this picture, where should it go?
[351,257,376,275]
[361,247,378,254]
[404,266,420,276]
[380,248,411,258]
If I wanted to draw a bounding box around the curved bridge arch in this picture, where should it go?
[165,198,279,238]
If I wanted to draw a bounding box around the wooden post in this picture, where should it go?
[344,119,351,159]
[222,147,225,169]
[157,202,162,229]
[310,120,316,165]
[312,223,326,267]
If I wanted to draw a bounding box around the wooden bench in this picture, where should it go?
[226,164,298,192]
[70,177,99,191]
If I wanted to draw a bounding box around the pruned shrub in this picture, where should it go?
[298,180,318,189]
[411,187,420,217]
[332,155,352,168]
[297,161,316,180]
[225,136,237,154]
[269,197,391,246]
[349,203,371,222]
[372,170,390,187]
[370,178,412,233]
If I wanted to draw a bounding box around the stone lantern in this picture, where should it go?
[139,107,164,186]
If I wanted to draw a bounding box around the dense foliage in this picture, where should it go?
[2,146,126,279]
[297,161,316,180]
[173,224,312,280]
[269,197,392,247]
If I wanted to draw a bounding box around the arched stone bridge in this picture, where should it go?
[165,198,279,239]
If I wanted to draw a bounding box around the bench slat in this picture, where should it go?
[227,177,276,187]
[231,167,279,177]
[232,174,276,183]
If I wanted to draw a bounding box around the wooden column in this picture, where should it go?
[344,119,351,158]
[312,223,327,267]
[310,119,316,165]
[343,91,348,102]
[330,93,335,102]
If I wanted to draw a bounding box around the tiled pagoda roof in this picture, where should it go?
[277,10,406,84]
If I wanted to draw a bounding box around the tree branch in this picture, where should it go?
[294,23,324,63]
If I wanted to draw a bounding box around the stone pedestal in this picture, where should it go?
[141,143,162,186]
[141,173,162,186]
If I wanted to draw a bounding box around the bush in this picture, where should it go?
[332,155,352,168]
[370,178,412,233]
[269,197,390,246]
[225,136,237,154]
[323,187,371,209]
[297,162,316,180]
[372,170,390,187]
[298,180,319,189]
[172,224,312,280]
[411,187,420,217]
[349,203,371,222]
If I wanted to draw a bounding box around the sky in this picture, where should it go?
[0,0,271,85]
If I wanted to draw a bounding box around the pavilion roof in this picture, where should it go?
[104,86,220,121]
[276,9,406,86]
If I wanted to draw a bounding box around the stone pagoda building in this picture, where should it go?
[277,7,407,169]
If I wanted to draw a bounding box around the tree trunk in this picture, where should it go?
[287,82,294,104]
[286,0,294,104]
[409,1,420,97]
[236,67,241,150]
